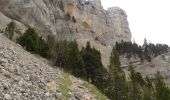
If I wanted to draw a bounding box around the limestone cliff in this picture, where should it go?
[0,0,131,45]
[0,0,132,66]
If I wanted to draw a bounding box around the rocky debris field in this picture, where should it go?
[0,33,108,100]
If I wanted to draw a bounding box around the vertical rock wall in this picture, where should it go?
[0,0,132,66]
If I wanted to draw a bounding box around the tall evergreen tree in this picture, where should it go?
[128,65,142,100]
[81,42,108,93]
[67,40,86,78]
[107,48,128,100]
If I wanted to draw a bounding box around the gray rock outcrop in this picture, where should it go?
[0,0,131,45]
[121,53,170,86]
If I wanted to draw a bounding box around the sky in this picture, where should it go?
[101,0,170,45]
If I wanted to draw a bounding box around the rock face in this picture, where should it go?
[0,0,131,45]
[0,33,108,99]
[0,0,131,66]
[120,53,170,86]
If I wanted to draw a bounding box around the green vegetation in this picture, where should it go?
[46,37,87,78]
[17,27,48,57]
[115,39,168,61]
[5,21,16,40]
[83,82,108,100]
[106,48,128,100]
[59,73,72,100]
[155,72,170,100]
[14,24,170,100]
[81,42,108,85]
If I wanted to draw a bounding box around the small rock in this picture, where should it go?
[7,62,17,73]
[18,80,24,86]
[4,94,12,100]
[4,73,11,78]
[0,58,8,67]
[12,77,20,82]
[78,86,84,89]
[46,81,57,92]
[55,91,62,98]
[75,95,81,100]
[67,90,73,98]
[0,67,3,73]
[0,50,4,55]
[33,63,39,67]
[45,92,50,97]
[29,75,39,81]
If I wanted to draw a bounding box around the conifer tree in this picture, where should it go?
[17,27,39,52]
[128,65,142,100]
[67,40,86,78]
[81,42,108,92]
[155,72,170,100]
[17,27,48,57]
[107,48,128,100]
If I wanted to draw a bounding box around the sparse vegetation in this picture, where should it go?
[83,82,108,100]
[5,21,16,40]
[59,73,72,100]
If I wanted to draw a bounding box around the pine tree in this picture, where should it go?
[81,42,108,93]
[53,40,68,68]
[81,41,94,81]
[67,40,86,78]
[17,27,48,57]
[17,27,39,52]
[128,65,142,100]
[107,48,128,100]
[37,36,48,57]
[155,72,170,100]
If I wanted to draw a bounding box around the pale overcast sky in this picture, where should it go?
[101,0,170,45]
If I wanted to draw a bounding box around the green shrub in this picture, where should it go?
[5,21,16,40]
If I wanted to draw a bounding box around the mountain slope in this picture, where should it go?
[0,33,108,100]
[0,0,132,67]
